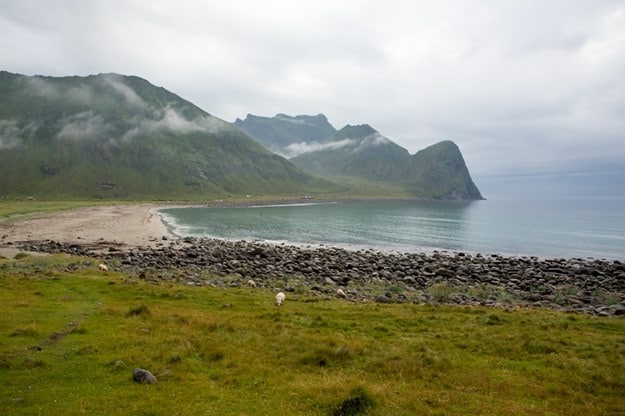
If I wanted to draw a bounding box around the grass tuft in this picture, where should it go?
[9,325,39,337]
[299,345,352,368]
[330,386,375,416]
[21,358,46,369]
[126,304,151,317]
[523,338,557,355]
[428,282,455,303]
[485,314,505,326]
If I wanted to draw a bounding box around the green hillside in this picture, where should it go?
[406,140,483,200]
[290,124,411,182]
[0,71,332,199]
[233,113,336,156]
[289,124,484,200]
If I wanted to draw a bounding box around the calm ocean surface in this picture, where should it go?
[159,199,625,260]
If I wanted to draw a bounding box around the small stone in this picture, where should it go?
[133,368,157,384]
[435,268,456,279]
[611,305,625,316]
[375,295,392,304]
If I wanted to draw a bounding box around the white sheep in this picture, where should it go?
[275,292,285,306]
[336,288,347,299]
[247,279,257,288]
[98,263,108,272]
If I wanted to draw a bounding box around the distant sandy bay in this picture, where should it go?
[0,204,172,258]
[0,199,320,258]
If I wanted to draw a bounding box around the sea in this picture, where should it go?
[159,198,625,261]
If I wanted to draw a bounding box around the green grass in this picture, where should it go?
[1,254,624,415]
[316,176,415,200]
[0,199,128,219]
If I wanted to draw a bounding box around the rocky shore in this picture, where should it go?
[9,236,625,316]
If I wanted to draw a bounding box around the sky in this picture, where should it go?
[1,0,625,189]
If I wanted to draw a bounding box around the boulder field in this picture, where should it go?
[11,237,625,316]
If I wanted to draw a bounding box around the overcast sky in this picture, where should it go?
[1,0,624,180]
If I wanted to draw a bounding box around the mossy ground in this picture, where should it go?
[1,253,624,415]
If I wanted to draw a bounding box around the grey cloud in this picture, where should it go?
[57,111,111,141]
[0,119,40,149]
[101,74,148,109]
[25,76,95,104]
[24,77,58,98]
[28,74,149,110]
[150,106,228,134]
[352,133,390,153]
[37,75,231,143]
[284,133,391,158]
[0,119,23,149]
[284,138,355,158]
[122,105,230,142]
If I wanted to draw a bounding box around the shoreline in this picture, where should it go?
[0,200,337,257]
[1,204,624,315]
[1,201,624,261]
[158,201,624,263]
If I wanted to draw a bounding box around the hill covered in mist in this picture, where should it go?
[0,71,332,199]
[0,71,483,200]
[237,114,483,200]
[233,113,336,157]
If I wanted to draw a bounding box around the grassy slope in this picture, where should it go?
[318,176,415,200]
[1,254,624,415]
[406,141,483,200]
[289,125,411,183]
[0,72,335,199]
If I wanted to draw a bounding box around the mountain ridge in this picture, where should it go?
[1,71,483,200]
[290,124,412,183]
[233,113,336,157]
[236,114,483,200]
[0,71,331,198]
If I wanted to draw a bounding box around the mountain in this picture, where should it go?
[289,124,411,182]
[233,113,336,156]
[0,71,331,199]
[406,140,483,200]
[289,124,483,200]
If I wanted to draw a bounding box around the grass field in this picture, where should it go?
[1,253,624,415]
[0,189,389,220]
[0,200,125,219]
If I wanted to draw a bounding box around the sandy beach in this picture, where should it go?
[0,204,171,258]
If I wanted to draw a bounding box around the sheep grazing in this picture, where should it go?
[336,288,347,299]
[98,263,108,272]
[275,292,286,306]
[247,279,257,288]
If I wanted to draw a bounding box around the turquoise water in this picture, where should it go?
[159,199,625,260]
